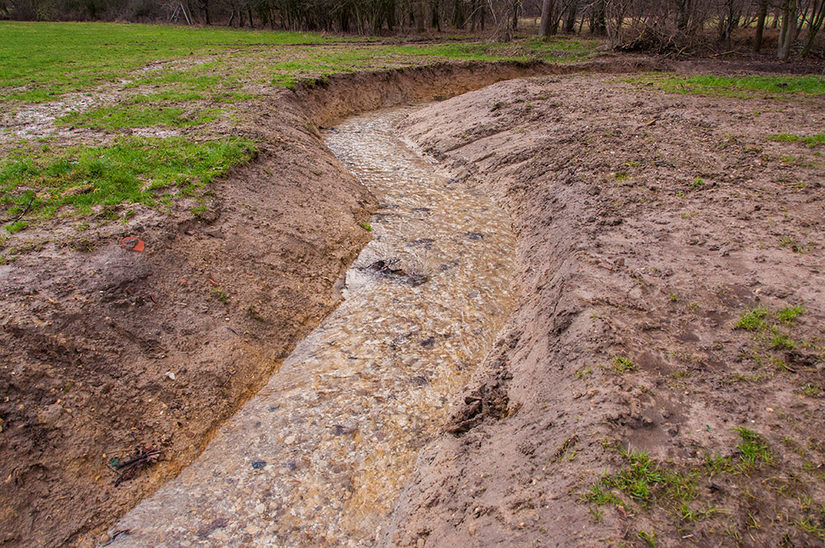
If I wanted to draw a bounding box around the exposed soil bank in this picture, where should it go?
[382,73,825,546]
[0,93,376,546]
[0,58,663,547]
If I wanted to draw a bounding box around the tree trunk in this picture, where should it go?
[755,0,769,51]
[801,0,825,56]
[591,0,606,35]
[564,0,578,33]
[415,0,425,31]
[539,0,553,36]
[511,0,519,30]
[778,0,798,59]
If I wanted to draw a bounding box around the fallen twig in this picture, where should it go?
[110,446,162,486]
[1,195,35,225]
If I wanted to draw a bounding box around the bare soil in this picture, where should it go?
[2,56,822,547]
[383,69,825,546]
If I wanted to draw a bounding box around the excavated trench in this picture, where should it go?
[94,59,669,547]
[110,107,518,545]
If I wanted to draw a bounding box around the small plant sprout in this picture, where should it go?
[613,355,636,373]
[638,530,657,546]
[358,221,372,231]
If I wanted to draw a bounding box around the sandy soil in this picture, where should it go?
[382,71,825,546]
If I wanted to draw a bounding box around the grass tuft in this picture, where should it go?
[734,306,769,331]
[613,355,636,373]
[735,427,773,471]
[768,133,825,147]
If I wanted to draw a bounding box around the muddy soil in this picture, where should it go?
[382,72,825,546]
[0,93,376,546]
[0,59,663,547]
[2,56,822,547]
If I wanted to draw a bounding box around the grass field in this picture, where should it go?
[0,22,601,236]
[625,73,825,98]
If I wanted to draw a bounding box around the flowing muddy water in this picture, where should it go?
[111,108,516,546]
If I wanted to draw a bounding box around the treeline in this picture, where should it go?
[1,0,822,57]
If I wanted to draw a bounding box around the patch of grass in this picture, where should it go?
[678,502,723,522]
[614,172,629,181]
[0,22,344,102]
[691,177,705,188]
[582,483,625,507]
[770,331,796,350]
[768,133,825,147]
[600,450,697,507]
[779,235,806,253]
[704,453,736,476]
[0,137,255,220]
[268,38,598,88]
[59,103,220,130]
[735,427,773,471]
[734,306,769,331]
[800,384,822,397]
[778,305,805,323]
[4,220,28,234]
[613,355,636,373]
[212,288,228,302]
[798,516,825,540]
[626,74,825,98]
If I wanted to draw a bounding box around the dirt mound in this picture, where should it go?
[382,73,825,546]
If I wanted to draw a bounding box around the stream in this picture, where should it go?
[111,107,517,546]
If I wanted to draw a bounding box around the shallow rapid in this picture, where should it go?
[111,108,517,546]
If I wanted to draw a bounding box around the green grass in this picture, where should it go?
[613,355,636,373]
[626,74,825,98]
[59,103,220,130]
[704,453,736,476]
[734,306,769,331]
[0,137,255,222]
[0,22,599,101]
[735,427,773,471]
[0,21,342,102]
[638,530,657,546]
[770,331,796,350]
[768,133,825,147]
[586,450,697,509]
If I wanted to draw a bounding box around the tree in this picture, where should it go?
[777,0,797,59]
